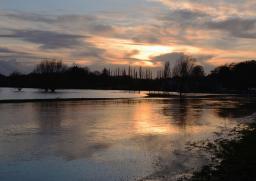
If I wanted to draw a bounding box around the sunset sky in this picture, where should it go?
[0,0,256,75]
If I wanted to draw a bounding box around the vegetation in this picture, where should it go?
[184,122,256,181]
[0,59,160,92]
[0,58,256,93]
[209,61,256,91]
[172,55,197,97]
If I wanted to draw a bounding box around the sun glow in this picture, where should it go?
[131,45,173,60]
[88,36,173,62]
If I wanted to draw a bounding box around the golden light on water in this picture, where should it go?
[132,103,179,135]
[134,119,179,135]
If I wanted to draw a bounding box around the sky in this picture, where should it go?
[0,0,256,75]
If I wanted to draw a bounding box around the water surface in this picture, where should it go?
[0,96,255,180]
[0,88,146,100]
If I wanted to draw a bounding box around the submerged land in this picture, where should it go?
[139,96,256,181]
[186,122,256,181]
[0,88,256,180]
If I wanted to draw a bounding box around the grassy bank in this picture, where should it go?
[185,122,256,181]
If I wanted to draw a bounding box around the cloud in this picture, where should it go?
[0,47,15,53]
[207,18,256,39]
[0,46,37,60]
[154,0,256,41]
[151,52,215,72]
[161,9,209,24]
[0,30,87,49]
[152,52,184,62]
[0,11,57,24]
[0,59,33,75]
[154,0,256,18]
[0,1,256,73]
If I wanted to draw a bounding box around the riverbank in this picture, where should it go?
[185,121,256,181]
[147,92,256,99]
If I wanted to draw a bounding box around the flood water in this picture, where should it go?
[0,89,255,181]
[0,88,146,100]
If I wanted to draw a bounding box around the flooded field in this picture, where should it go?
[0,88,146,100]
[0,91,255,180]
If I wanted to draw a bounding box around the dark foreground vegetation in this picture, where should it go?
[0,55,256,94]
[186,122,256,181]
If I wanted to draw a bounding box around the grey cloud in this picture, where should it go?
[0,28,107,69]
[152,52,215,73]
[207,18,256,39]
[1,11,158,45]
[161,9,208,23]
[71,46,106,60]
[132,34,161,44]
[88,24,113,33]
[158,9,256,49]
[159,9,256,40]
[153,52,185,63]
[0,47,14,53]
[0,29,106,71]
[1,12,113,34]
[159,9,211,33]
[1,11,57,23]
[0,60,18,75]
[0,59,34,75]
[0,30,86,49]
[0,11,96,24]
[0,47,36,59]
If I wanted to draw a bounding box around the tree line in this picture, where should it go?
[0,55,256,93]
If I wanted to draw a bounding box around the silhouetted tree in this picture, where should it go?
[3,57,256,94]
[128,66,131,77]
[191,65,205,78]
[9,71,24,91]
[231,60,256,90]
[139,66,142,79]
[172,55,195,97]
[209,64,233,90]
[34,59,67,74]
[33,59,67,92]
[102,68,110,77]
[67,65,90,75]
[163,61,171,79]
[0,74,5,87]
[93,71,101,76]
[209,60,256,91]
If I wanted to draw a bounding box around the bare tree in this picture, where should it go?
[128,65,131,77]
[34,59,67,74]
[33,59,67,92]
[172,55,196,97]
[139,67,142,79]
[163,61,171,79]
